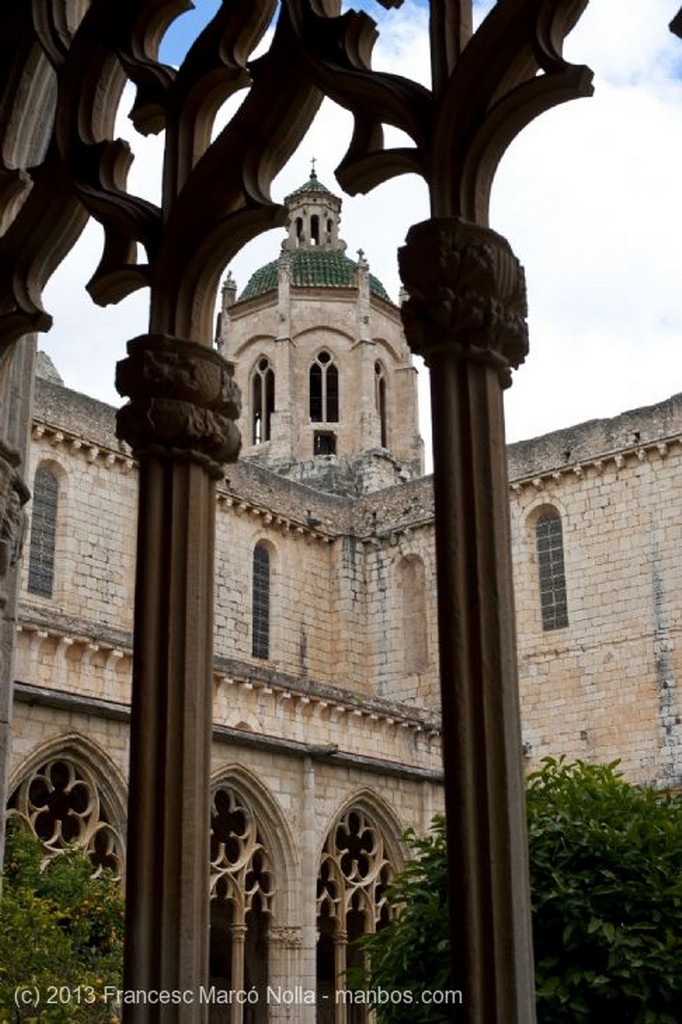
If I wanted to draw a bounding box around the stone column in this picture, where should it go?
[230,924,248,1024]
[0,337,34,873]
[116,334,241,1023]
[399,218,536,1022]
[269,925,303,1023]
[333,931,348,1024]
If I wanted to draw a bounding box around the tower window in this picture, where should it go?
[535,509,569,631]
[310,350,339,423]
[252,544,270,659]
[310,214,320,245]
[27,465,58,597]
[375,361,387,448]
[251,357,275,445]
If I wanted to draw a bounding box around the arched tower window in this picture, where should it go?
[310,214,320,245]
[251,357,275,445]
[8,755,125,880]
[399,555,428,673]
[309,350,338,423]
[252,543,270,659]
[209,785,273,1011]
[317,807,393,1021]
[535,508,569,631]
[375,361,388,448]
[27,465,58,597]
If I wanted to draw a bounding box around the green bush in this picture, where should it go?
[358,758,682,1024]
[0,825,124,1023]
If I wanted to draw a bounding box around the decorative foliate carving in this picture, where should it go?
[210,785,274,923]
[8,756,125,880]
[269,925,303,949]
[0,447,30,578]
[398,217,528,387]
[116,334,242,473]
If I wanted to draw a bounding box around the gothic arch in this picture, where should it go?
[208,766,301,1015]
[209,763,299,918]
[316,790,405,1021]
[7,732,127,879]
[318,787,405,870]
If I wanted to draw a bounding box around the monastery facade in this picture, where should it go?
[5,174,681,1022]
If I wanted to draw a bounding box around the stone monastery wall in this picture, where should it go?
[11,382,682,806]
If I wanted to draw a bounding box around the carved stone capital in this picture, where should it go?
[0,448,30,579]
[115,335,242,475]
[398,218,528,387]
[269,925,303,949]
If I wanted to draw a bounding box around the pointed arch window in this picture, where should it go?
[27,465,58,597]
[209,785,273,1009]
[317,807,393,1021]
[252,543,270,659]
[8,756,125,880]
[251,357,275,445]
[375,360,388,448]
[535,508,569,630]
[310,350,338,423]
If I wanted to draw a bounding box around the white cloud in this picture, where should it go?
[40,1,682,452]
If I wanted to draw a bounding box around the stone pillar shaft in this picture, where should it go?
[116,335,241,1023]
[399,218,535,1022]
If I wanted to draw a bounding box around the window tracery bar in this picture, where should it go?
[317,808,392,1023]
[210,786,273,1022]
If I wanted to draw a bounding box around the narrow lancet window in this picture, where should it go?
[27,466,58,597]
[375,361,387,448]
[309,350,339,423]
[535,509,569,630]
[252,357,275,445]
[252,543,270,658]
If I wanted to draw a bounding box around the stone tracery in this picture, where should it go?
[8,755,125,880]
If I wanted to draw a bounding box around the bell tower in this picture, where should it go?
[218,168,424,494]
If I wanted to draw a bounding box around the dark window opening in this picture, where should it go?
[252,358,275,445]
[311,214,320,245]
[314,431,337,456]
[295,216,303,245]
[536,511,569,631]
[252,544,270,659]
[375,361,387,447]
[309,351,339,423]
[28,466,58,597]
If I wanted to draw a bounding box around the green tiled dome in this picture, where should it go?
[240,249,392,303]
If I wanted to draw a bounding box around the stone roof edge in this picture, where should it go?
[15,613,440,734]
[508,431,682,492]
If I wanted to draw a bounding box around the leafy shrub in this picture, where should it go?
[0,825,124,1023]
[358,759,682,1024]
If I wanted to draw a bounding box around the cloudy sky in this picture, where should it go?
[41,0,682,453]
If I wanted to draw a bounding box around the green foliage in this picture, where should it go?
[358,759,682,1024]
[351,815,450,1024]
[0,825,124,1023]
[528,758,682,1023]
